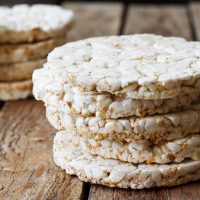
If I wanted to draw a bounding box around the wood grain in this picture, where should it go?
[62,2,123,41]
[190,2,200,41]
[0,169,83,200]
[89,182,200,200]
[124,5,191,40]
[0,100,84,200]
[0,101,54,172]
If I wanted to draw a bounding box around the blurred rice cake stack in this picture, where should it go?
[33,34,200,189]
[0,4,74,100]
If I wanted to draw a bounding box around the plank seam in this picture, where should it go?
[81,182,91,200]
[119,2,128,35]
[0,102,5,111]
[186,3,197,41]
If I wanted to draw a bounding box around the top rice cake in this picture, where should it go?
[0,4,74,44]
[42,34,200,99]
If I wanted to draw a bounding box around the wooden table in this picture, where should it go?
[1,2,200,199]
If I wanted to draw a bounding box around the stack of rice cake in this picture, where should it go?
[0,4,74,100]
[33,34,200,189]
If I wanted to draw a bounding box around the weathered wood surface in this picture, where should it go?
[63,2,123,41]
[0,100,84,200]
[124,5,191,40]
[0,169,83,200]
[89,182,200,200]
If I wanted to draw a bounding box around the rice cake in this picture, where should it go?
[0,58,46,82]
[32,74,200,118]
[0,37,66,64]
[46,103,200,144]
[54,131,200,189]
[0,4,74,44]
[35,34,200,99]
[0,79,32,100]
[56,131,200,164]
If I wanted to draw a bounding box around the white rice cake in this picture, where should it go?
[54,131,200,189]
[0,58,46,82]
[33,74,200,118]
[56,131,200,164]
[36,34,200,99]
[0,79,32,101]
[46,103,200,144]
[0,4,74,44]
[0,37,66,64]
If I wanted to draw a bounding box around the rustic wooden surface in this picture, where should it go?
[0,101,84,200]
[89,183,200,200]
[63,2,123,41]
[1,2,200,200]
[124,5,191,40]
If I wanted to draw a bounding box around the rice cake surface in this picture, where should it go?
[0,4,74,44]
[0,79,32,100]
[46,103,200,144]
[0,58,46,82]
[33,73,200,118]
[56,131,200,164]
[36,34,200,99]
[0,37,66,64]
[54,131,200,189]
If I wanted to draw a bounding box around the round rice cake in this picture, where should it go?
[0,58,46,82]
[0,79,32,100]
[46,103,200,144]
[0,37,66,64]
[56,131,200,164]
[0,4,74,44]
[41,34,200,99]
[54,131,200,189]
[32,72,200,118]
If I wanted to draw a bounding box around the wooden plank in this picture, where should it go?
[0,100,84,200]
[62,2,123,41]
[124,5,191,40]
[88,4,200,200]
[0,101,54,171]
[0,169,83,200]
[190,2,200,41]
[89,183,200,200]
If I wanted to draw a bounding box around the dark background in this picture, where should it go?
[0,0,197,5]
